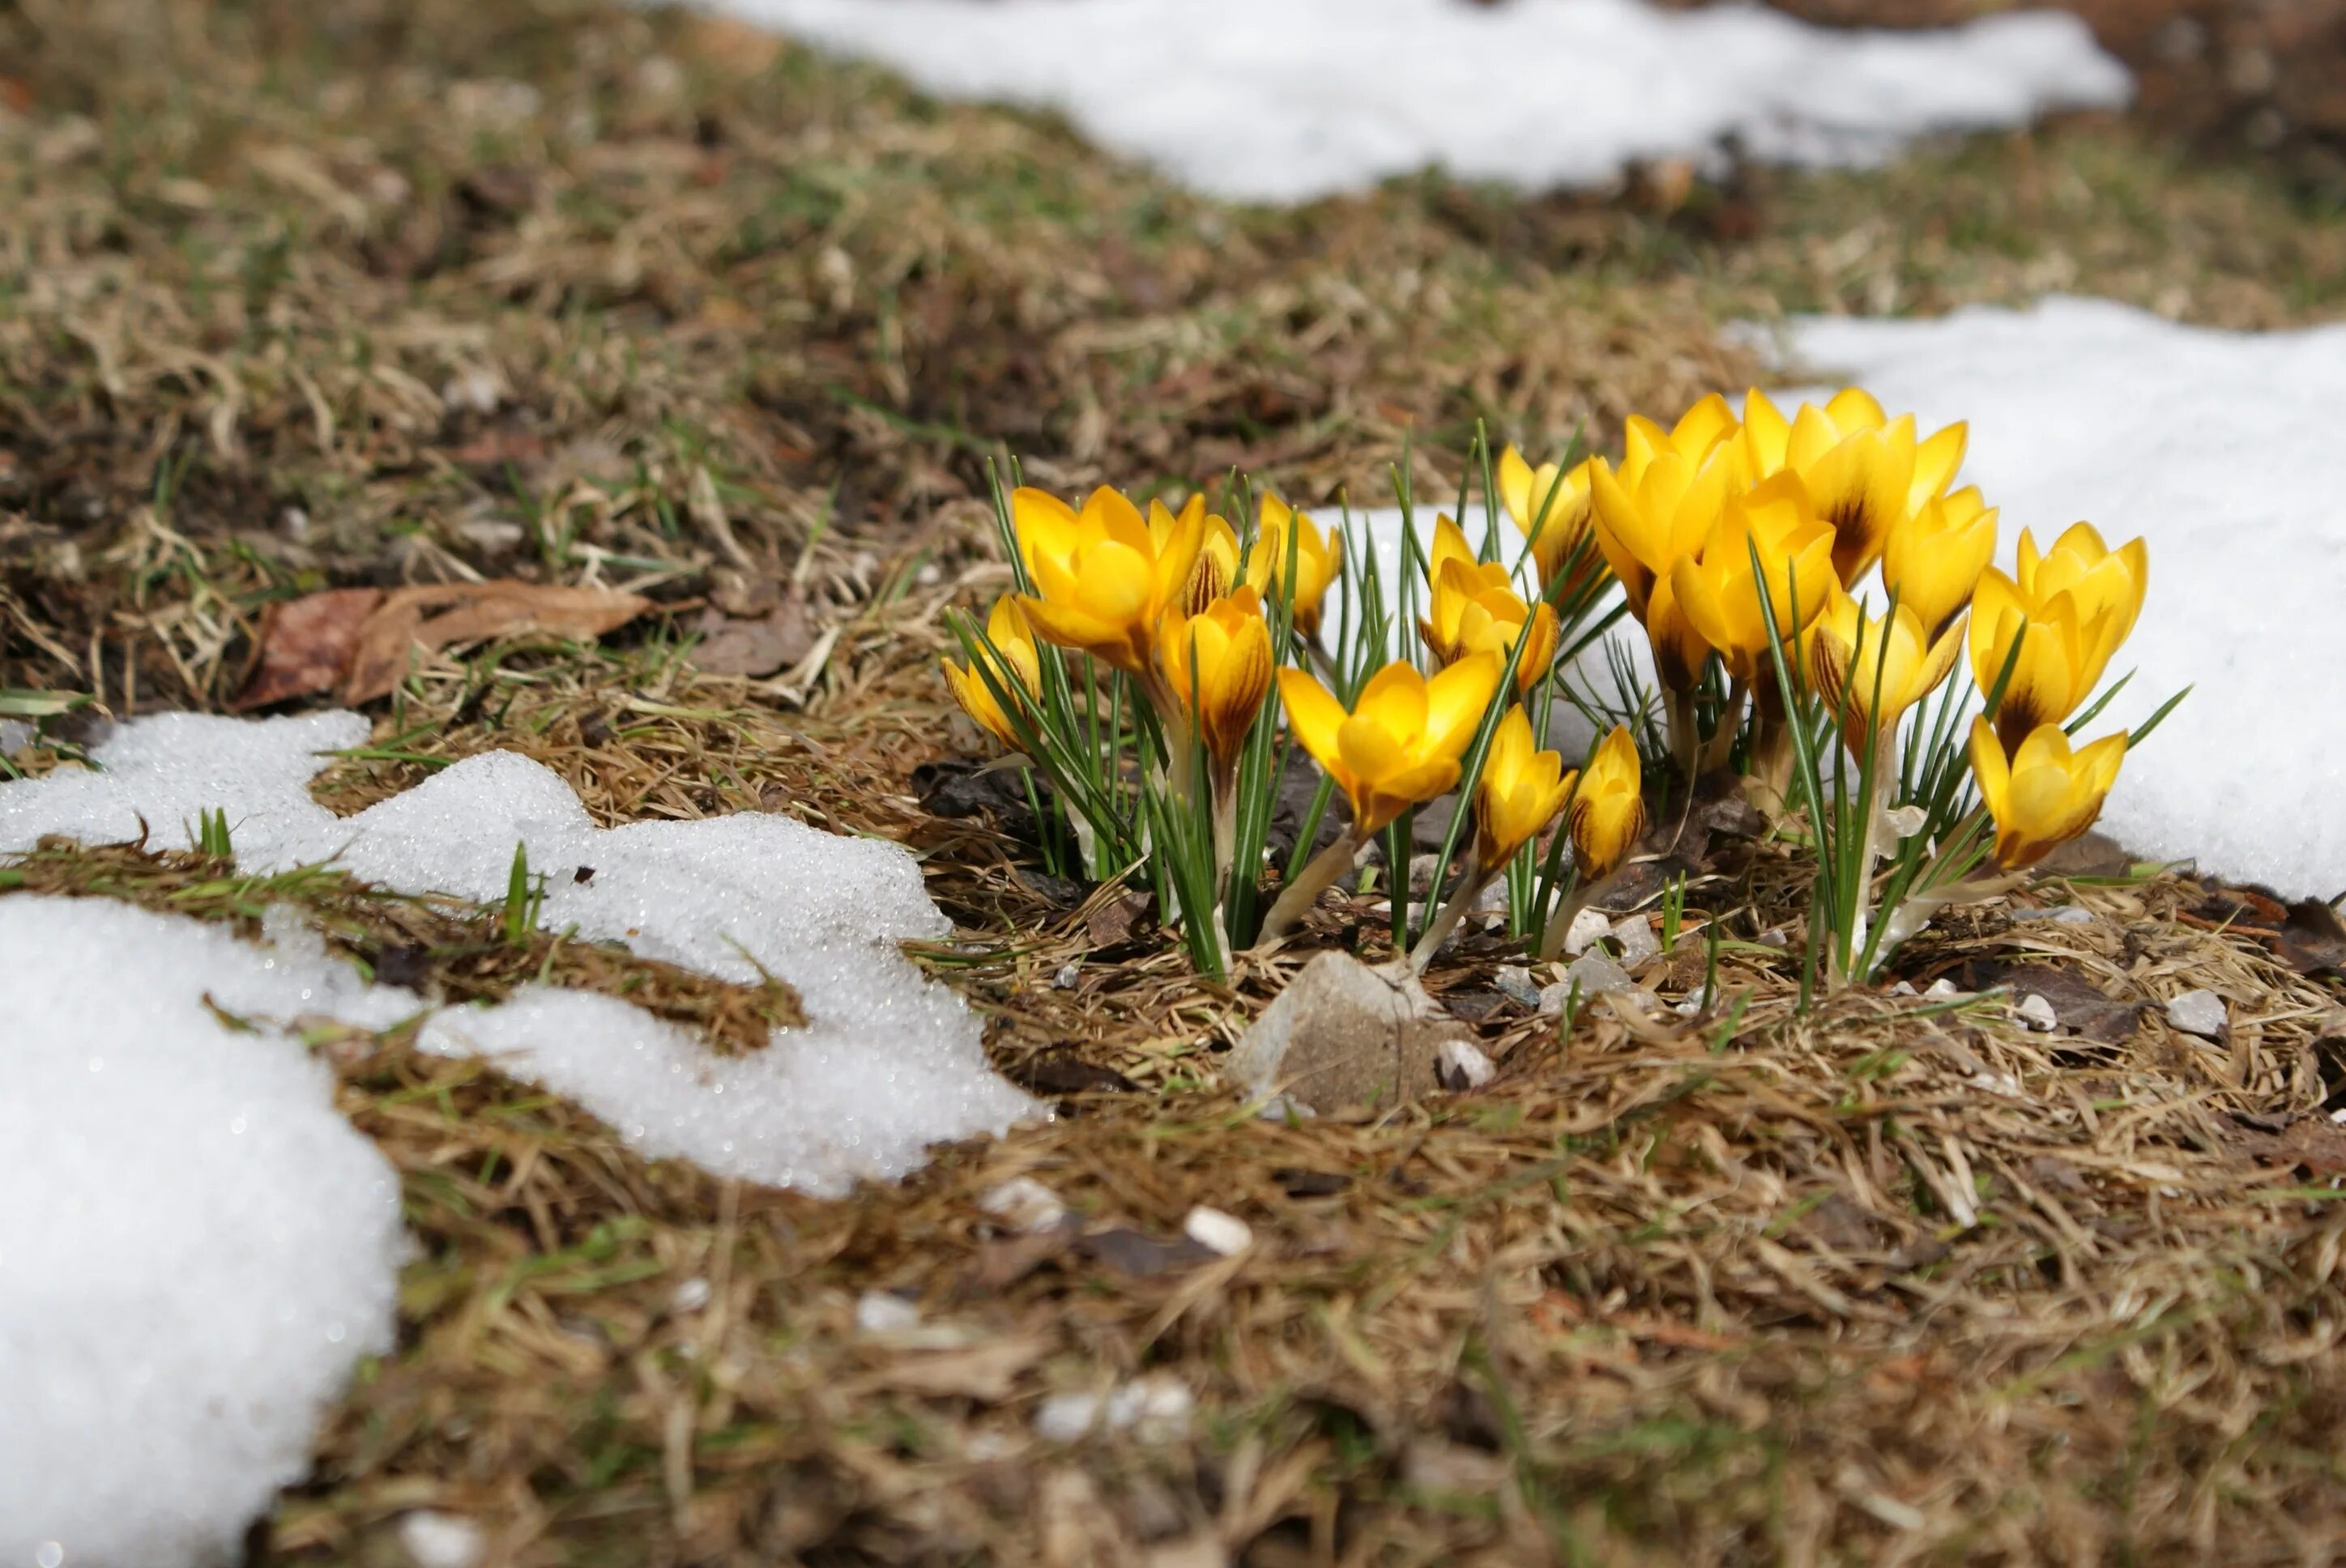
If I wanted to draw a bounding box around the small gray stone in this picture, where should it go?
[1226,952,1469,1113]
[2165,988,2229,1039]
[1560,906,1611,956]
[1564,950,1636,995]
[1491,965,1542,1008]
[1611,915,1660,968]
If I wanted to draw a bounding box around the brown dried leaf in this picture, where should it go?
[2276,897,2346,977]
[2220,1114,2346,1177]
[342,582,650,704]
[685,599,813,678]
[1078,1227,1219,1280]
[232,587,384,710]
[1962,961,2146,1045]
[1084,891,1154,950]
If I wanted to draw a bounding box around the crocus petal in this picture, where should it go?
[1277,669,1348,771]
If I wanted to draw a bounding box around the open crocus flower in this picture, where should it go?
[1276,654,1502,837]
[1742,387,1967,586]
[1157,586,1274,769]
[1569,723,1646,880]
[1014,484,1207,678]
[943,596,1042,752]
[1589,408,1749,621]
[1499,444,1602,600]
[1244,493,1341,638]
[1666,472,1838,684]
[1968,718,2126,870]
[1191,507,1243,612]
[1883,486,1997,641]
[1418,517,1558,692]
[1474,706,1577,871]
[1809,586,1963,747]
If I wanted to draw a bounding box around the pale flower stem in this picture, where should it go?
[1701,680,1749,775]
[1209,764,1239,959]
[1537,875,1605,963]
[1664,688,1700,785]
[1252,826,1363,948]
[1406,852,1488,975]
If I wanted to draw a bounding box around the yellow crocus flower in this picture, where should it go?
[1883,485,1997,641]
[1474,706,1577,871]
[1968,718,2126,871]
[1498,444,1603,599]
[1665,472,1838,684]
[1013,484,1207,678]
[1191,507,1243,612]
[1743,387,1967,586]
[1589,420,1749,622]
[1418,517,1558,692]
[1276,654,1503,836]
[1642,573,1714,698]
[1619,392,1740,479]
[1243,493,1341,637]
[1808,586,1963,744]
[1569,723,1646,881]
[1157,586,1274,768]
[942,596,1042,752]
[1967,524,2146,754]
[2015,522,2148,677]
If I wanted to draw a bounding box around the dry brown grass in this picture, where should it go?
[24,630,2344,1566]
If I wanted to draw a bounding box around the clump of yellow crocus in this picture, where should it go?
[1015,484,1208,679]
[942,596,1041,752]
[1256,653,1504,944]
[1245,493,1341,638]
[1968,718,2126,870]
[1157,586,1275,771]
[1742,387,1967,586]
[1968,522,2148,753]
[1538,722,1647,961]
[1406,705,1578,972]
[1883,486,1997,641]
[1499,445,1602,601]
[1418,517,1558,693]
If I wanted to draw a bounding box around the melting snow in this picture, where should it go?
[0,712,1037,1564]
[0,712,1037,1191]
[1774,296,2346,899]
[0,897,410,1568]
[712,0,2128,202]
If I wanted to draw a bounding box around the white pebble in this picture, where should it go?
[855,1289,922,1334]
[1053,961,1081,989]
[1034,1374,1194,1443]
[1436,1036,1495,1089]
[1181,1205,1252,1256]
[979,1174,1068,1234]
[398,1511,486,1568]
[1922,978,1962,1001]
[669,1276,712,1314]
[2014,993,2059,1032]
[2166,989,2229,1039]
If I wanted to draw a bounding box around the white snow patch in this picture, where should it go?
[0,897,409,1568]
[0,712,1037,1191]
[1772,296,2346,898]
[714,0,2127,202]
